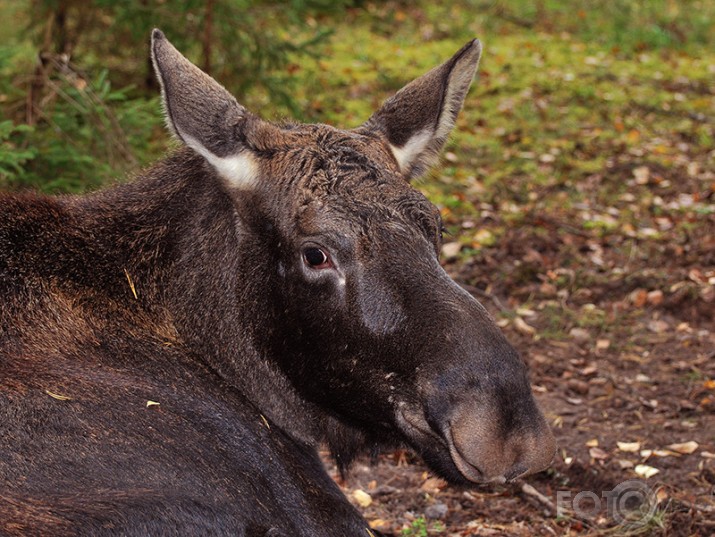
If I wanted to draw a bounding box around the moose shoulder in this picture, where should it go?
[0,30,555,536]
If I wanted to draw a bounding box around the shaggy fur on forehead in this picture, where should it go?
[255,124,434,211]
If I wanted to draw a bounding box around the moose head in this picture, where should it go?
[151,30,555,485]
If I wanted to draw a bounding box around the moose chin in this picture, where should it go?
[0,29,555,536]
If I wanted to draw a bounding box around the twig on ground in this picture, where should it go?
[520,483,558,514]
[459,283,511,314]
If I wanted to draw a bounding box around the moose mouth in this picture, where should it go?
[396,404,535,485]
[395,406,494,484]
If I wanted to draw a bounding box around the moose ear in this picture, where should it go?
[150,29,259,188]
[362,39,481,180]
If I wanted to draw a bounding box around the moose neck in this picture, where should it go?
[79,149,345,449]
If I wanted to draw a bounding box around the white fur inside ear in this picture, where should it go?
[389,129,433,173]
[435,66,475,141]
[182,133,259,189]
[436,48,480,141]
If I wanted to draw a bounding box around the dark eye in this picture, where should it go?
[303,247,332,269]
[437,212,450,243]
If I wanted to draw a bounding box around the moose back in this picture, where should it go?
[0,30,555,536]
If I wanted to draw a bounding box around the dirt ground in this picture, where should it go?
[326,166,715,536]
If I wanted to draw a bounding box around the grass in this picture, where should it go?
[2,3,708,342]
[400,515,445,536]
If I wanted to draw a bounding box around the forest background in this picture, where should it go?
[1,1,714,535]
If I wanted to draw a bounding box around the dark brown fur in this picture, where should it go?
[0,32,555,536]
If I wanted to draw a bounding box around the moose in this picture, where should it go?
[0,30,555,536]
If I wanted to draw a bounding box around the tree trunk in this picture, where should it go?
[202,0,215,75]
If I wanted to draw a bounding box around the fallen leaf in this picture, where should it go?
[666,441,698,454]
[569,327,591,342]
[567,379,589,395]
[352,489,372,508]
[652,449,679,457]
[647,319,669,333]
[368,519,390,531]
[634,464,659,478]
[596,338,611,350]
[421,477,447,492]
[473,228,495,246]
[635,374,652,383]
[647,289,663,305]
[617,441,641,453]
[586,438,599,447]
[513,316,536,336]
[633,166,650,184]
[580,365,598,376]
[688,268,705,283]
[441,242,461,259]
[589,447,609,460]
[146,400,160,407]
[630,288,648,307]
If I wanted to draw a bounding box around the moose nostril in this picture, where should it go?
[503,462,529,482]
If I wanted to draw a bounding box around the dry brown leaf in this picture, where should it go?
[513,316,536,336]
[630,288,648,307]
[666,441,698,454]
[652,449,679,457]
[596,338,611,350]
[368,519,390,531]
[617,441,641,453]
[647,319,669,333]
[580,364,598,376]
[634,464,659,478]
[352,489,372,508]
[633,166,650,184]
[589,447,608,460]
[441,242,462,259]
[569,327,591,342]
[421,476,447,492]
[647,289,663,305]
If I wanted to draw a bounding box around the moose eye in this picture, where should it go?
[303,247,332,269]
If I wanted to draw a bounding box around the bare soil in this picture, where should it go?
[327,185,715,536]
